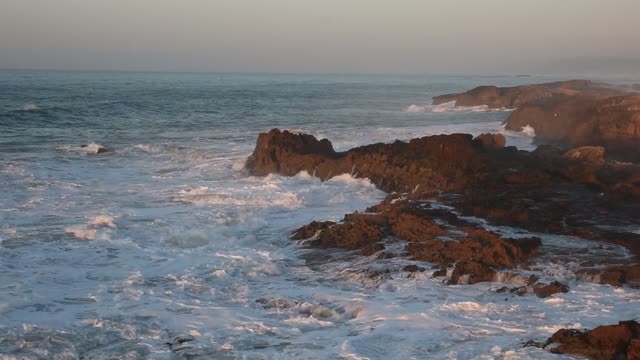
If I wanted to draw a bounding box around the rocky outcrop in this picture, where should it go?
[291,199,542,285]
[246,130,640,286]
[246,129,492,195]
[432,80,640,162]
[528,320,640,360]
[504,95,640,162]
[632,83,640,92]
[432,80,627,109]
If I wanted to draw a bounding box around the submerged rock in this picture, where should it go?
[497,281,569,298]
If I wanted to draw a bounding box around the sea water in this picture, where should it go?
[1,70,638,359]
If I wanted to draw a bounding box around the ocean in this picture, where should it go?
[1,70,638,359]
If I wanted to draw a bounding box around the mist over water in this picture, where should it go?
[1,71,639,359]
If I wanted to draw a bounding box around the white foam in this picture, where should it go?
[89,215,116,228]
[22,103,39,111]
[176,189,305,208]
[64,226,96,240]
[521,125,536,137]
[231,159,246,171]
[133,144,164,153]
[56,142,107,155]
[407,101,513,113]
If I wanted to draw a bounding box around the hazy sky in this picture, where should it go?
[1,0,639,75]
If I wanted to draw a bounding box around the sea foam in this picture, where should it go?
[407,101,513,113]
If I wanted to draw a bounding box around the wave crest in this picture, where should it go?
[56,142,108,155]
[407,101,513,113]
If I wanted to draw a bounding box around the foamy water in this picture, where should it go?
[1,71,637,359]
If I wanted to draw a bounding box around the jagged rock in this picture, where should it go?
[250,130,640,286]
[545,320,640,360]
[291,221,336,240]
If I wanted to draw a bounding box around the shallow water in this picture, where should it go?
[1,71,638,359]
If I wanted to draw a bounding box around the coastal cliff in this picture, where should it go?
[432,80,640,162]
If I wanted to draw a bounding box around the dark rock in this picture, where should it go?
[402,264,426,273]
[249,130,640,287]
[449,260,496,284]
[597,265,640,287]
[291,221,336,240]
[474,133,507,150]
[532,281,569,298]
[495,281,568,298]
[504,94,640,162]
[546,320,640,360]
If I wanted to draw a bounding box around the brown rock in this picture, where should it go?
[312,216,384,254]
[546,320,640,360]
[504,94,640,162]
[291,221,336,240]
[474,133,507,150]
[449,260,496,284]
[250,130,640,288]
[432,80,626,109]
[598,265,640,287]
[497,281,569,298]
[532,281,569,298]
[562,146,606,164]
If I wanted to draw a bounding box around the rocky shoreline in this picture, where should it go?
[433,80,640,162]
[245,126,640,358]
[243,79,640,359]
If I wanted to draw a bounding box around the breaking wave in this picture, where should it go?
[56,142,108,155]
[406,101,514,113]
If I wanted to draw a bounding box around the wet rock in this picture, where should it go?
[474,133,507,150]
[166,335,195,352]
[532,281,570,298]
[246,129,489,195]
[496,281,569,298]
[293,200,542,285]
[402,264,426,273]
[545,320,640,360]
[291,221,336,241]
[432,266,448,277]
[256,298,298,309]
[309,215,384,255]
[249,129,640,288]
[449,260,496,284]
[598,265,640,287]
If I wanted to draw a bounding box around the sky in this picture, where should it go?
[1,0,639,75]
